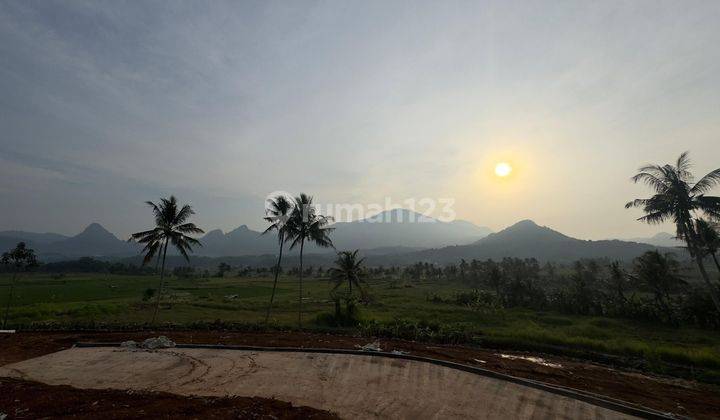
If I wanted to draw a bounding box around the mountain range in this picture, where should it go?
[0,210,491,261]
[383,220,681,264]
[198,209,492,257]
[0,223,140,260]
[625,232,685,248]
[0,213,681,264]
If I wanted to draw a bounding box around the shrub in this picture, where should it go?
[142,288,156,302]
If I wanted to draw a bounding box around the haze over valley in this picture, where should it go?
[0,210,681,266]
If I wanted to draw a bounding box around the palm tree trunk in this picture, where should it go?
[265,237,284,324]
[151,239,170,324]
[298,238,305,329]
[154,251,162,273]
[2,273,17,329]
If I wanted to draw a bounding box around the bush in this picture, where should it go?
[358,318,472,344]
[142,288,156,302]
[317,294,361,327]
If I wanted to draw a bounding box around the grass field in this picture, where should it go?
[2,272,720,381]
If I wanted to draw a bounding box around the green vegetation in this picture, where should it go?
[1,242,38,328]
[1,270,719,382]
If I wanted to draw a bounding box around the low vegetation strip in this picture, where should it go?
[2,270,719,384]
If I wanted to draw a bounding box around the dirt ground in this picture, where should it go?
[1,330,719,419]
[1,347,637,420]
[0,376,338,419]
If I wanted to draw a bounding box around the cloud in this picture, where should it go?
[1,1,719,238]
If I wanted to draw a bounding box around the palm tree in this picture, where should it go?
[630,251,687,323]
[286,193,334,328]
[626,152,720,312]
[696,218,720,274]
[1,242,38,329]
[329,250,366,294]
[131,196,204,324]
[261,195,295,323]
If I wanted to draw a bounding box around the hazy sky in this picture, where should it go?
[1,1,719,240]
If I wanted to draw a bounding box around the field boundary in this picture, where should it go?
[74,342,677,419]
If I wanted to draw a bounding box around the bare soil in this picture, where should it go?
[0,376,338,419]
[1,330,719,419]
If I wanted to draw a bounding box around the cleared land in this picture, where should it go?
[0,376,338,419]
[1,346,638,419]
[1,331,719,419]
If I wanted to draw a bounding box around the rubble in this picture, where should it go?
[120,340,138,348]
[120,336,176,350]
[141,336,176,349]
[356,341,382,352]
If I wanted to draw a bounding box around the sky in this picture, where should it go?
[1,0,719,240]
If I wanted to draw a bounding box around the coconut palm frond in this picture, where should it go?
[176,223,204,235]
[631,172,669,193]
[691,168,720,195]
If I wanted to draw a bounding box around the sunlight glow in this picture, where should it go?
[495,162,512,177]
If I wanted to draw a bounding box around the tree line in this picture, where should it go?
[421,254,719,328]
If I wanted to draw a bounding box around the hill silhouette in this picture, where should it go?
[1,218,682,264]
[41,223,139,258]
[388,220,682,264]
[625,232,685,248]
[329,209,491,250]
[192,209,491,257]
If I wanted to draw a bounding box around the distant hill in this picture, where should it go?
[198,225,278,257]
[0,235,29,252]
[0,230,69,246]
[41,223,140,259]
[329,209,491,250]
[625,232,685,248]
[192,209,491,257]
[5,217,668,265]
[0,230,70,252]
[0,223,140,261]
[1,209,489,261]
[378,220,683,264]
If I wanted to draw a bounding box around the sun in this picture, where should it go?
[494,162,512,177]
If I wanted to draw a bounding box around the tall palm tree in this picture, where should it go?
[329,250,366,294]
[131,196,204,324]
[696,218,720,274]
[287,193,334,328]
[261,195,295,323]
[626,152,720,312]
